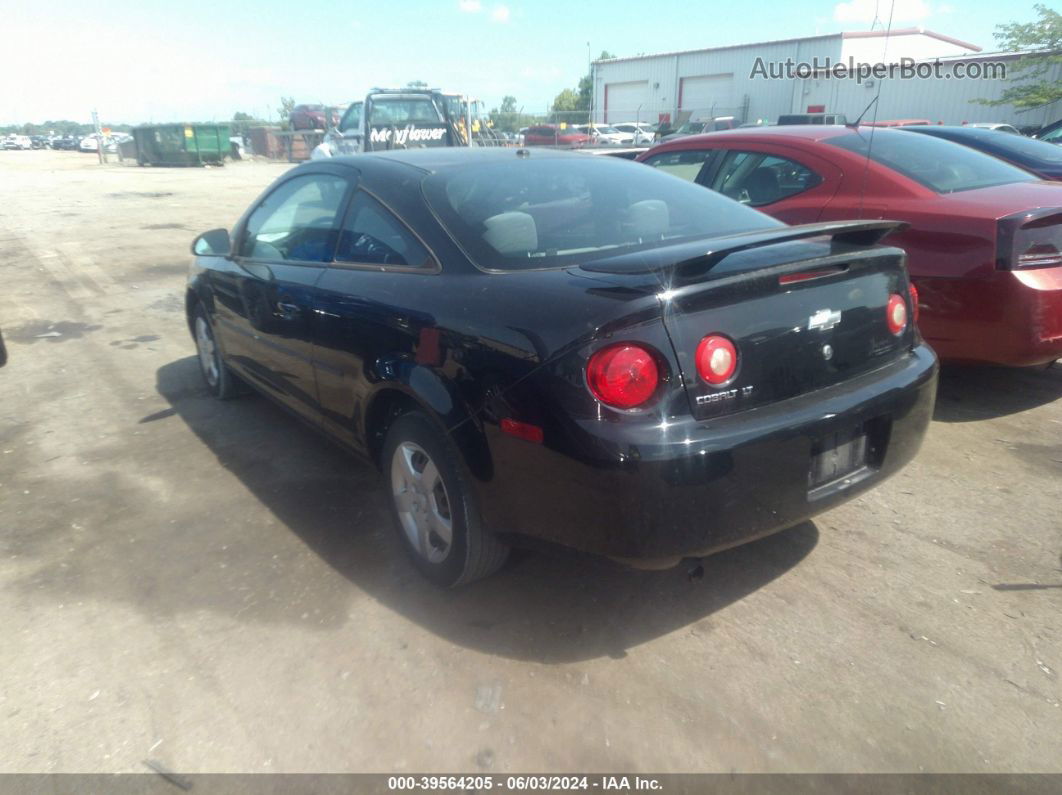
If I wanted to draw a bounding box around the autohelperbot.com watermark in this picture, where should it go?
[750,56,1007,84]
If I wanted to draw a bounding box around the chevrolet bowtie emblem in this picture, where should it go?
[808,308,842,331]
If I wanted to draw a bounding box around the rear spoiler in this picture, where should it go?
[580,220,908,276]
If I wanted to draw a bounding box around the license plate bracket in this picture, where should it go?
[809,426,868,490]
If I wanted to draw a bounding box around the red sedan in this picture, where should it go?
[637,127,1062,366]
[523,124,591,147]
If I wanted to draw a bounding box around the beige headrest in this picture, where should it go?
[628,199,669,239]
[483,212,538,255]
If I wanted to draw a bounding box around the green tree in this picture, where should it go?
[976,4,1062,110]
[550,88,583,124]
[578,50,614,111]
[490,96,527,132]
[277,96,296,123]
[231,111,256,135]
[406,80,429,89]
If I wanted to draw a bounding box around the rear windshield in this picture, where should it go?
[422,155,780,271]
[826,129,1037,193]
[909,127,1062,171]
[368,97,443,126]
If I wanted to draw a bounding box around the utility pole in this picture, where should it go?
[91,109,106,164]
[587,42,593,126]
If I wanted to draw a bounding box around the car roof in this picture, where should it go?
[316,147,593,175]
[662,124,858,144]
[903,125,1012,140]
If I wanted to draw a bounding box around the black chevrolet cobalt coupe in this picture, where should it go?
[187,148,937,586]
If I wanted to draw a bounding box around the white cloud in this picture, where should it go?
[458,0,482,12]
[491,4,511,22]
[833,0,930,24]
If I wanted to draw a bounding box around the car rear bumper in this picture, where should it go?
[917,268,1062,367]
[477,344,937,563]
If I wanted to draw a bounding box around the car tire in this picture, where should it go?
[382,411,508,587]
[192,304,240,400]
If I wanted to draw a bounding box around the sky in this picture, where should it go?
[0,0,1031,125]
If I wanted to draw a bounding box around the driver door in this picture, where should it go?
[228,168,352,419]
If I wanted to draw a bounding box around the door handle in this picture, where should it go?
[276,301,301,318]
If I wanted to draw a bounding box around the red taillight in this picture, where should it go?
[586,344,660,409]
[695,335,738,385]
[1017,243,1062,269]
[886,293,908,335]
[908,282,920,324]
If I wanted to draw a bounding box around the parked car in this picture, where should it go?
[864,119,932,128]
[289,103,337,131]
[3,135,32,150]
[51,135,80,150]
[965,122,1021,135]
[522,125,591,147]
[1033,118,1062,143]
[660,115,737,142]
[186,149,935,585]
[1040,127,1062,146]
[900,125,1062,181]
[612,122,655,145]
[638,126,1062,366]
[574,124,634,145]
[777,113,847,126]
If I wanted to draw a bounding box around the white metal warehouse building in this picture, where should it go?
[590,28,1062,129]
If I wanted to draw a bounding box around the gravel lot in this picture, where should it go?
[1,150,1060,774]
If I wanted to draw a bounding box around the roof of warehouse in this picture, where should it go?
[592,27,981,65]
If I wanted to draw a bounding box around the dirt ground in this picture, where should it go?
[0,149,1059,774]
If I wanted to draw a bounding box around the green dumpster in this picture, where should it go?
[132,123,231,166]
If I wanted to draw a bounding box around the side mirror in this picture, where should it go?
[192,228,232,257]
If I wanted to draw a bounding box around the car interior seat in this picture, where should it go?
[482,212,538,256]
[745,167,782,205]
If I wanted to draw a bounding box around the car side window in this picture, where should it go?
[710,151,823,207]
[335,191,434,268]
[642,149,715,183]
[1041,127,1062,144]
[340,103,363,133]
[240,174,348,262]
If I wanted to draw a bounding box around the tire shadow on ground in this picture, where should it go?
[932,362,1062,423]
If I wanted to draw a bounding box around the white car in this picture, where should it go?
[79,135,118,153]
[574,124,634,145]
[3,135,32,150]
[966,123,1021,135]
[611,122,655,145]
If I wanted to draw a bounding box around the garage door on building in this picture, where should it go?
[679,74,734,119]
[604,81,649,123]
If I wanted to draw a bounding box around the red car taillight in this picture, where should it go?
[997,210,1062,270]
[886,293,908,335]
[1017,243,1062,269]
[695,335,738,385]
[586,344,660,409]
[908,282,920,324]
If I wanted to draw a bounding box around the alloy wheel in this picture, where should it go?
[390,441,453,564]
